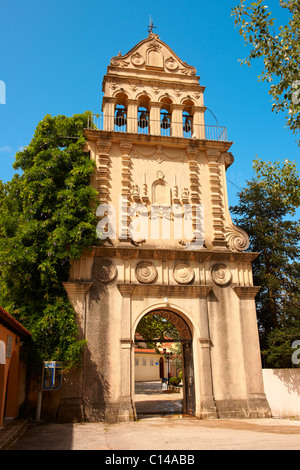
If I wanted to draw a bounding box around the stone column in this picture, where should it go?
[171,104,184,138]
[233,286,271,418]
[127,99,139,134]
[192,106,206,139]
[197,289,218,419]
[118,284,136,420]
[149,101,162,136]
[102,97,117,131]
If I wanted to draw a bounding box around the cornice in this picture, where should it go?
[81,246,260,262]
[117,283,211,298]
[232,286,261,299]
[84,129,233,152]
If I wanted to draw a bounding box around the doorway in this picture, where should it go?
[133,308,195,418]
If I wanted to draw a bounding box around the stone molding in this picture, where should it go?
[232,286,261,299]
[117,283,211,298]
[81,246,260,262]
[63,282,93,300]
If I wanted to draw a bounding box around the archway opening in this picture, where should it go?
[182,99,194,138]
[133,309,195,418]
[160,97,172,137]
[114,92,128,131]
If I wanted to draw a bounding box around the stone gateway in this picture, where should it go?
[60,32,271,422]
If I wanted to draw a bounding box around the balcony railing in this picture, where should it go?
[86,114,228,142]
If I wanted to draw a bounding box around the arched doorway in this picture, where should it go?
[133,308,195,417]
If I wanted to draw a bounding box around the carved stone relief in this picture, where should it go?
[224,223,250,252]
[211,263,232,286]
[173,263,195,284]
[109,35,197,76]
[131,52,145,67]
[135,261,158,284]
[94,259,118,283]
[165,57,179,71]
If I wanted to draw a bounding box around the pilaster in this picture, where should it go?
[96,140,111,203]
[119,142,133,243]
[102,97,117,131]
[149,101,162,135]
[233,285,272,418]
[207,150,227,250]
[171,103,184,138]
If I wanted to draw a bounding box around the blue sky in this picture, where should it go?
[0,0,299,208]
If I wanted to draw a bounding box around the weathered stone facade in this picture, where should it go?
[60,33,271,422]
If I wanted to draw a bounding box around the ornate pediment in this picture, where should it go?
[110,33,197,76]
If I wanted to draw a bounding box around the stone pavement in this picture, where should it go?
[5,416,300,451]
[134,380,183,416]
[3,381,300,451]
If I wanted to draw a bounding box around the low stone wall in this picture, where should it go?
[262,369,300,418]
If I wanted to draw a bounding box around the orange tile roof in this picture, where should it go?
[0,306,31,337]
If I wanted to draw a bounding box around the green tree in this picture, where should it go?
[232,0,300,141]
[230,158,300,367]
[135,314,180,350]
[0,112,98,368]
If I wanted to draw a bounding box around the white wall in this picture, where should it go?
[135,353,161,382]
[263,369,300,417]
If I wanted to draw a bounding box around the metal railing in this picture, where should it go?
[86,114,228,142]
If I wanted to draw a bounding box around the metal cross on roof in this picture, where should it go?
[148,15,156,34]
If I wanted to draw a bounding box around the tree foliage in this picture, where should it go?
[231,158,300,367]
[135,314,180,350]
[0,112,99,368]
[232,0,300,140]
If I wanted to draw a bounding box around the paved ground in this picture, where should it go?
[134,380,183,416]
[4,382,300,451]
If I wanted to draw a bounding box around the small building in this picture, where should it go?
[135,343,181,382]
[0,306,31,429]
[134,348,162,382]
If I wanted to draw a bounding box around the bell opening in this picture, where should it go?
[114,107,127,127]
[183,116,192,133]
[138,112,149,129]
[161,114,170,130]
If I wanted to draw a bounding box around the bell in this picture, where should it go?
[161,115,170,130]
[138,112,148,128]
[183,116,192,133]
[114,108,127,127]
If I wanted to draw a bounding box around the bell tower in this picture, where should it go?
[85,31,249,251]
[61,32,271,423]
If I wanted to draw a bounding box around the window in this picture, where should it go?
[150,358,154,366]
[135,358,139,366]
[142,358,147,366]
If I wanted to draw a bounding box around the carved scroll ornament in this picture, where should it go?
[224,223,249,252]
